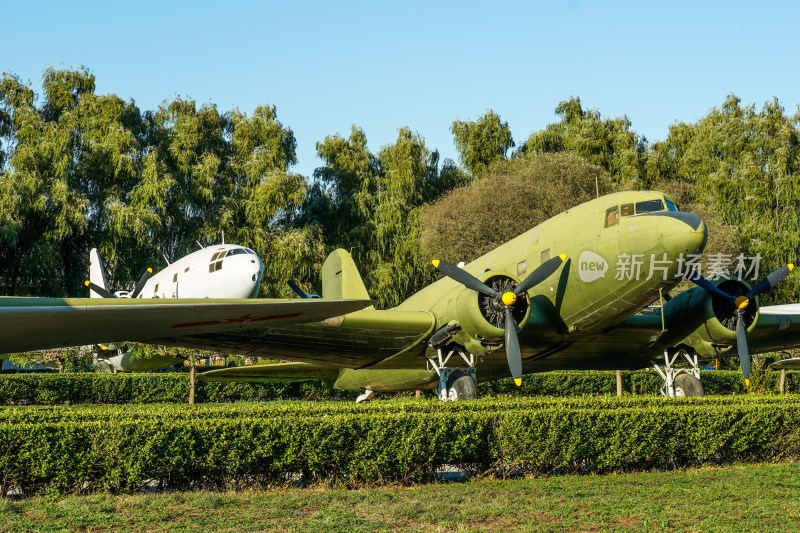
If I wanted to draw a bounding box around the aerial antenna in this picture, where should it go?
[595,175,599,198]
[163,253,170,266]
[196,240,203,250]
[221,230,225,245]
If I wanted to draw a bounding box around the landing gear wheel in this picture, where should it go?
[446,372,478,401]
[674,374,704,397]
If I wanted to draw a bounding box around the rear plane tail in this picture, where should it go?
[321,249,372,305]
[89,248,111,298]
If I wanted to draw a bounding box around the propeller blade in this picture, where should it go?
[432,260,500,297]
[514,254,566,295]
[129,268,153,299]
[735,311,750,387]
[504,307,523,386]
[285,278,310,299]
[687,272,735,303]
[746,264,794,299]
[84,280,116,299]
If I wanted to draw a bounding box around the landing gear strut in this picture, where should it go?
[427,347,479,401]
[651,349,705,397]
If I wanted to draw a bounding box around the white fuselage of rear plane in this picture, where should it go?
[94,245,264,299]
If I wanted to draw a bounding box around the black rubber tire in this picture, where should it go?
[447,372,478,400]
[674,374,704,397]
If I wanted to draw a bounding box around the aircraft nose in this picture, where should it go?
[653,211,708,256]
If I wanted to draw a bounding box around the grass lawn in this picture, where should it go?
[2,462,799,532]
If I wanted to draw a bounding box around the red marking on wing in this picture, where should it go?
[170,312,303,329]
[170,320,221,328]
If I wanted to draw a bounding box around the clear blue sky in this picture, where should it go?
[4,0,800,179]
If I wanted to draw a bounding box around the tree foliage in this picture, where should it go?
[451,110,514,176]
[420,153,611,263]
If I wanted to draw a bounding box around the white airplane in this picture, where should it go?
[87,244,264,300]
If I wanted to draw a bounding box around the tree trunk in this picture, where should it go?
[616,370,623,396]
[189,363,196,404]
[780,369,786,394]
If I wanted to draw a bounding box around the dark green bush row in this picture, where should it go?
[2,369,796,405]
[2,397,800,495]
[3,394,800,425]
[0,372,358,405]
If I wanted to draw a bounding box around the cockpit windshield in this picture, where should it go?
[635,199,665,214]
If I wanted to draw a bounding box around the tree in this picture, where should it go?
[421,152,611,264]
[451,110,514,177]
[518,97,648,188]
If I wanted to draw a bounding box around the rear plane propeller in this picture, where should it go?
[687,264,794,386]
[433,255,566,386]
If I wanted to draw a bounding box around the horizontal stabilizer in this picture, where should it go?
[199,362,340,383]
[770,357,800,370]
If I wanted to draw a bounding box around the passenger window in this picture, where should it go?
[173,273,178,282]
[517,260,527,276]
[154,284,159,292]
[605,207,619,227]
[621,203,634,216]
[635,199,665,213]
[184,267,190,273]
[540,249,550,263]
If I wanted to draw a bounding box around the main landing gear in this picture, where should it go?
[651,349,705,397]
[427,347,479,401]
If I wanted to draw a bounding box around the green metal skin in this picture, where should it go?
[202,190,782,391]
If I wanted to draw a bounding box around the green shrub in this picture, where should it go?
[2,396,800,495]
[1,369,797,406]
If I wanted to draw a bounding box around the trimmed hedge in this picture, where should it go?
[2,396,800,495]
[2,369,797,405]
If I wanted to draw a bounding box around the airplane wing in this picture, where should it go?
[0,297,374,355]
[198,362,341,383]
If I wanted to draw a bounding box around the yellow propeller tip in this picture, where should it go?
[789,264,794,271]
[432,259,440,268]
[558,254,566,261]
[745,378,750,388]
[514,378,522,387]
[101,345,107,350]
[84,281,90,287]
[147,268,153,273]
[284,277,290,282]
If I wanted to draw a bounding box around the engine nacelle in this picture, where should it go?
[660,277,759,357]
[447,271,531,356]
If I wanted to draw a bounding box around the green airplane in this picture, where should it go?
[3,190,799,399]
[186,190,800,401]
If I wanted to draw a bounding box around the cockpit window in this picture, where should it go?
[225,248,247,257]
[665,200,678,212]
[605,206,619,227]
[635,199,665,214]
[621,203,634,216]
[244,248,256,255]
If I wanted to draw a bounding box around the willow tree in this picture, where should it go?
[451,110,514,177]
[518,97,649,188]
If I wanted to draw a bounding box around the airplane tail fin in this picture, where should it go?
[89,248,111,298]
[321,249,372,304]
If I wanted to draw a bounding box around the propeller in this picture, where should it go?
[84,268,153,299]
[687,263,794,386]
[433,254,566,386]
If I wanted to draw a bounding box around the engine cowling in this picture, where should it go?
[661,277,759,357]
[448,271,531,356]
